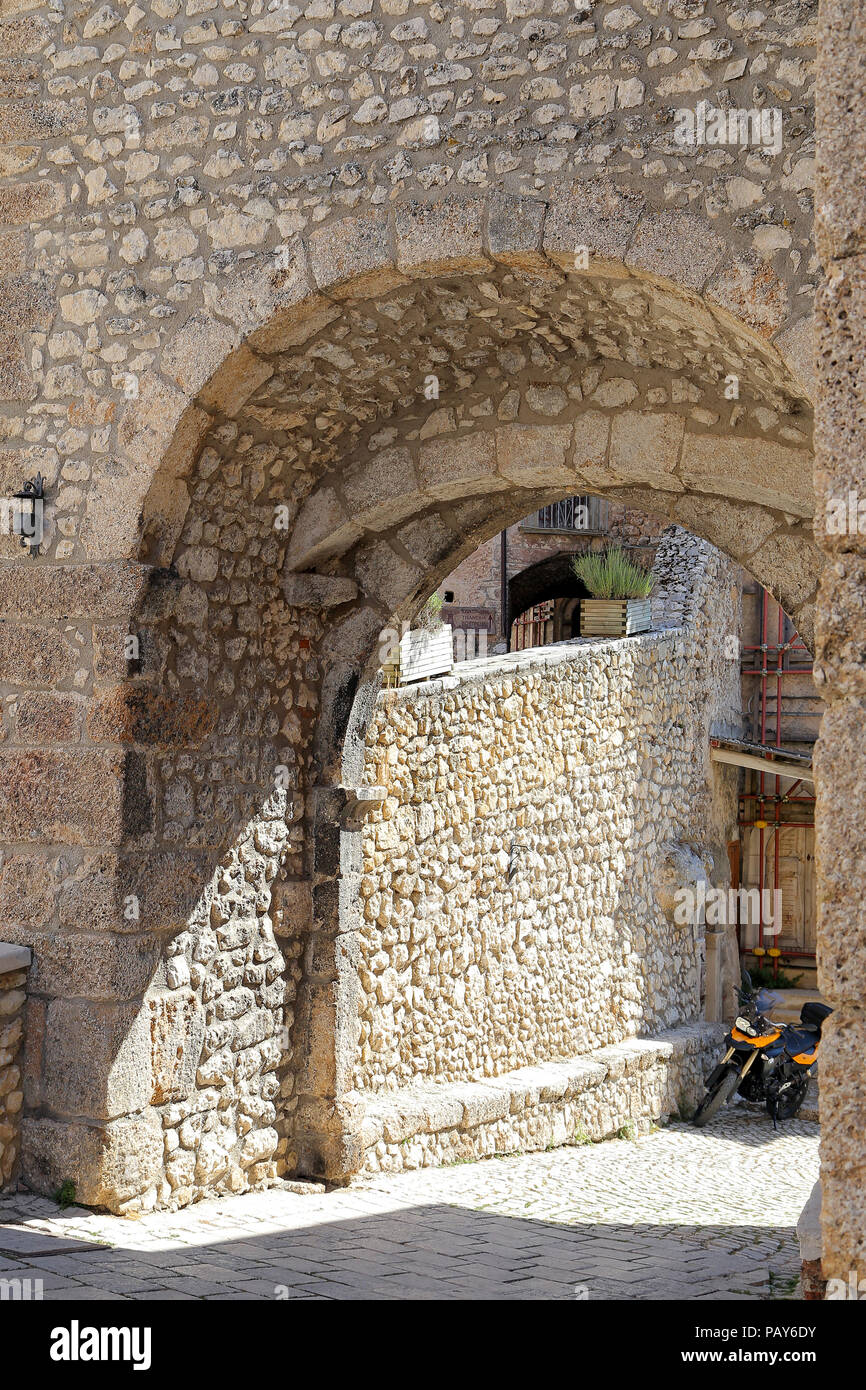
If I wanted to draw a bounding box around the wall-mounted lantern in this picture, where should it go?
[12,473,44,558]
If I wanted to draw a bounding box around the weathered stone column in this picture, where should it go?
[290,783,366,1181]
[814,0,866,1283]
[282,654,382,1182]
[0,943,30,1190]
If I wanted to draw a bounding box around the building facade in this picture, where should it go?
[1,0,864,1283]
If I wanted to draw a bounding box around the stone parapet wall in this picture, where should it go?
[0,944,31,1193]
[354,528,740,1165]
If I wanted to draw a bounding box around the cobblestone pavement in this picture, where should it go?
[0,1108,818,1301]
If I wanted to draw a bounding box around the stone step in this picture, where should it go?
[763,986,826,1025]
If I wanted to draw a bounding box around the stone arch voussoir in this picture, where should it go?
[116,194,815,574]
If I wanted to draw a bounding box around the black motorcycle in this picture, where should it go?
[693,972,832,1127]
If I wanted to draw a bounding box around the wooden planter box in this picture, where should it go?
[382,625,454,685]
[579,597,652,637]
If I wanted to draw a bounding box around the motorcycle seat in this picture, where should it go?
[800,1001,832,1031]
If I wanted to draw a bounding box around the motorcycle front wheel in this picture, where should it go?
[692,1066,741,1127]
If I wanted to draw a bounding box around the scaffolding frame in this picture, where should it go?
[737,589,819,979]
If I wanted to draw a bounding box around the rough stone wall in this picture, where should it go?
[0,539,322,1214]
[356,529,740,1122]
[1,0,817,570]
[813,0,866,1285]
[0,946,30,1193]
[0,0,826,1213]
[132,452,317,1211]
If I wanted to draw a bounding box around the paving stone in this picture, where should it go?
[0,1109,816,1300]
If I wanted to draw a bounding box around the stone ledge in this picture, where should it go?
[0,941,31,974]
[358,1022,724,1169]
[282,572,359,609]
[797,1179,822,1262]
[375,626,687,705]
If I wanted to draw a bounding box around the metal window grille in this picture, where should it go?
[519,496,609,534]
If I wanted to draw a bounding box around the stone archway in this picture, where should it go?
[0,0,860,1290]
[10,202,823,1209]
[94,196,817,566]
[509,552,590,627]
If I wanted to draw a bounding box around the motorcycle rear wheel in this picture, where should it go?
[767,1072,809,1122]
[692,1067,741,1127]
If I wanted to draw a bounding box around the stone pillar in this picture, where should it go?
[814,0,866,1284]
[798,1181,826,1300]
[0,944,30,1190]
[0,562,198,1207]
[290,784,369,1181]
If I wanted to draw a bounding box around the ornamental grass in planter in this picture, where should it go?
[572,546,655,636]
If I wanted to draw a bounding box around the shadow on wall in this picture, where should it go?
[508,551,592,629]
[14,556,309,1214]
[15,526,742,1210]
